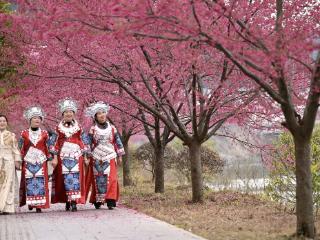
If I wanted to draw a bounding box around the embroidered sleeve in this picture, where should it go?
[45,131,54,160]
[18,133,25,157]
[18,136,24,151]
[113,127,125,156]
[80,130,91,155]
[48,130,58,155]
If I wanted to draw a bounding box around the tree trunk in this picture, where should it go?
[154,146,165,193]
[188,141,203,202]
[294,136,315,238]
[122,139,133,187]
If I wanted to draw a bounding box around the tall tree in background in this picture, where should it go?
[13,0,320,236]
[118,0,320,237]
[14,0,258,202]
[0,0,25,112]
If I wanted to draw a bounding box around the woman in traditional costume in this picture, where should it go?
[50,98,89,212]
[19,106,51,213]
[85,102,124,210]
[0,114,21,215]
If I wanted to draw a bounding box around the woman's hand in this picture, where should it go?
[117,156,122,165]
[84,156,90,166]
[52,155,58,168]
[15,161,21,170]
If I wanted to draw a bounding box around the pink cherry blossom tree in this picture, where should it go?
[11,0,320,236]
[115,0,320,237]
[15,0,259,203]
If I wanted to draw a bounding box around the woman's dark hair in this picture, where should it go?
[0,114,8,123]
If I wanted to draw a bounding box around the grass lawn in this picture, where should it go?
[120,182,320,240]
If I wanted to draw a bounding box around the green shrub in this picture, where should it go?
[266,126,320,210]
[134,142,177,181]
[134,140,224,184]
[173,145,224,183]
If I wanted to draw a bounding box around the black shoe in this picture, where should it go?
[93,202,102,209]
[28,206,33,211]
[71,201,77,212]
[36,208,42,213]
[65,202,70,211]
[106,199,116,210]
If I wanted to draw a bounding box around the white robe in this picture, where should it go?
[0,130,21,213]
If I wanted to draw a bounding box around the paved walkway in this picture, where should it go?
[0,204,206,240]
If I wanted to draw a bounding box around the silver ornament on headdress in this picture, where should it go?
[85,101,110,118]
[23,106,45,121]
[58,98,78,113]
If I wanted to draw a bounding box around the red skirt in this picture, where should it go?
[85,158,119,204]
[51,156,86,204]
[19,161,50,209]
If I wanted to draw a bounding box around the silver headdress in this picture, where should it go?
[58,98,78,113]
[23,106,45,121]
[85,101,110,118]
